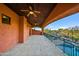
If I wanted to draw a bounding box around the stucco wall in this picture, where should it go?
[32,30,42,35]
[0,4,31,52]
[19,16,31,43]
[0,4,19,52]
[24,17,30,42]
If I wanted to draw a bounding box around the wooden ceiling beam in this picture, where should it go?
[42,3,79,27]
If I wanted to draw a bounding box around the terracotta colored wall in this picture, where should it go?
[24,17,30,42]
[19,16,24,43]
[29,28,32,35]
[32,30,42,35]
[0,4,19,52]
[19,16,31,43]
[0,4,31,52]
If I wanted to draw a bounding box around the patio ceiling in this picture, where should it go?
[5,3,79,27]
[5,3,57,27]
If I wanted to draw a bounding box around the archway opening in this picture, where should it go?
[31,26,42,35]
[32,26,42,31]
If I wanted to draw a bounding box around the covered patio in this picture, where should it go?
[0,3,79,56]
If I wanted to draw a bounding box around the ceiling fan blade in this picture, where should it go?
[34,11,40,13]
[27,13,30,17]
[33,13,37,17]
[29,6,33,10]
[21,10,29,12]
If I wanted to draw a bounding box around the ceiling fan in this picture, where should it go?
[21,6,40,17]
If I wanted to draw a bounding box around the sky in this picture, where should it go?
[32,27,42,31]
[45,13,79,30]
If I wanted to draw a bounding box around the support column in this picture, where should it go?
[19,16,30,43]
[41,27,44,35]
[29,27,32,35]
[19,16,24,43]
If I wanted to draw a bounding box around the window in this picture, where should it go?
[2,14,11,24]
